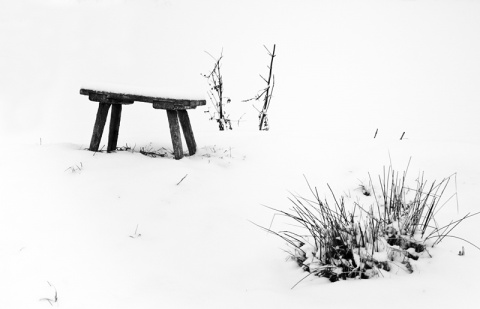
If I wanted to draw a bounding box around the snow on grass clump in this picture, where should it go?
[260,163,480,287]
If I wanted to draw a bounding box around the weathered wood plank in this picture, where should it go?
[107,104,122,152]
[166,110,184,160]
[177,110,196,155]
[88,93,134,104]
[89,103,111,151]
[152,101,197,110]
[80,88,206,108]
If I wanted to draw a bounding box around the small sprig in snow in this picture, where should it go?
[39,281,58,306]
[129,224,142,239]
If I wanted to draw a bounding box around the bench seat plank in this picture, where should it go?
[80,88,206,109]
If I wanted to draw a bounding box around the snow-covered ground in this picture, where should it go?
[1,0,479,308]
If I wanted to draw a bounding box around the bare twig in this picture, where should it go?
[93,145,105,156]
[176,174,188,186]
[202,50,231,131]
[259,44,276,130]
[129,224,142,238]
[244,44,276,130]
[39,281,57,306]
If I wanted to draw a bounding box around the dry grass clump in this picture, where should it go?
[258,165,479,287]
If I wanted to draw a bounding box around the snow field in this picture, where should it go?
[1,0,480,308]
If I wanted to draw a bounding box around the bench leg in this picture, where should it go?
[166,109,184,160]
[177,110,197,155]
[89,103,111,152]
[107,104,122,152]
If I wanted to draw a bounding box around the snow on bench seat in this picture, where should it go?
[80,83,206,110]
[81,82,206,101]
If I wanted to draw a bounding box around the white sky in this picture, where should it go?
[1,0,479,143]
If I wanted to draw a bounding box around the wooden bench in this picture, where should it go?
[80,88,206,160]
